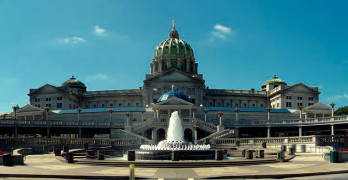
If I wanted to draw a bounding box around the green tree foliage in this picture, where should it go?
[334,106,348,116]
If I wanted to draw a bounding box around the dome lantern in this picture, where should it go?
[262,75,287,91]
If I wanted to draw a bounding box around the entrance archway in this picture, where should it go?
[157,129,166,143]
[184,128,193,142]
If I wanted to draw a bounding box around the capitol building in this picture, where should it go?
[0,22,336,142]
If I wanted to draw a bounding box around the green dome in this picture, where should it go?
[153,38,194,58]
[62,76,87,92]
[262,75,287,90]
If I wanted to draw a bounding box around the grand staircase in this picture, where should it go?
[113,129,152,144]
[131,119,155,134]
[195,129,236,144]
[193,118,218,133]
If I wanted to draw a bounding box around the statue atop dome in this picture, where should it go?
[169,20,179,39]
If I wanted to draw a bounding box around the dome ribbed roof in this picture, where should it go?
[261,75,287,89]
[153,38,194,58]
[61,76,87,92]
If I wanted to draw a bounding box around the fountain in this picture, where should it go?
[130,111,217,161]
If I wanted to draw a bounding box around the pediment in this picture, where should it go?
[304,102,331,111]
[147,69,203,82]
[29,84,62,95]
[284,83,319,93]
[17,104,44,113]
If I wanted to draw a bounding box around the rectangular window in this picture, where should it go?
[297,97,303,100]
[308,103,313,106]
[57,97,62,101]
[46,104,51,108]
[57,103,62,108]
[286,102,292,107]
[308,97,314,101]
[286,96,291,100]
[297,103,303,107]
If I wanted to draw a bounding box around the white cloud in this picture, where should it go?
[327,93,348,102]
[210,24,233,40]
[57,37,86,44]
[94,25,107,36]
[85,74,108,81]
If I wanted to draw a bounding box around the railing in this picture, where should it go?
[193,118,217,133]
[1,115,348,129]
[212,136,316,145]
[1,137,140,147]
[131,119,154,133]
[0,119,124,128]
[223,115,348,127]
[196,129,235,144]
[114,129,152,143]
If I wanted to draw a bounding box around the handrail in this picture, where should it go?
[196,129,235,144]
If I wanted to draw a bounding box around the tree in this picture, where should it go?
[334,106,348,116]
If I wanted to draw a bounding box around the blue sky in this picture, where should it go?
[0,0,347,112]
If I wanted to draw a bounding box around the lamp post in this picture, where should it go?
[140,109,146,121]
[125,111,131,126]
[234,108,240,124]
[298,106,303,119]
[266,107,272,121]
[149,124,156,140]
[330,103,336,117]
[12,105,19,120]
[44,106,50,120]
[217,111,224,126]
[191,106,197,119]
[77,107,82,121]
[108,108,114,124]
[152,107,157,119]
[203,109,209,122]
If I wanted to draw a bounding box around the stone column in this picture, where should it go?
[47,128,50,138]
[299,126,302,137]
[331,125,335,136]
[267,127,271,138]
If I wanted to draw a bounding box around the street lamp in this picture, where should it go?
[217,111,224,126]
[266,107,272,121]
[191,106,197,119]
[234,107,240,123]
[203,109,209,122]
[125,111,131,126]
[149,124,156,140]
[44,106,50,120]
[77,107,82,121]
[152,107,157,119]
[298,106,303,119]
[330,103,336,117]
[108,108,114,123]
[140,109,146,121]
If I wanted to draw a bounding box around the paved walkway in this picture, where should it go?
[0,153,347,179]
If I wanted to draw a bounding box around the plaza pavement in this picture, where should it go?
[0,153,348,179]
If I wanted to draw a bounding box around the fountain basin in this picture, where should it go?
[131,149,217,161]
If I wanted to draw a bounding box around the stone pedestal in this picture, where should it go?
[256,150,264,158]
[66,152,74,163]
[128,151,135,161]
[215,150,224,160]
[245,150,253,159]
[172,151,180,161]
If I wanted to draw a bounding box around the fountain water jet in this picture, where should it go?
[134,111,214,160]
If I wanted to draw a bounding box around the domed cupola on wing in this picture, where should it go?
[61,76,87,92]
[151,20,198,74]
